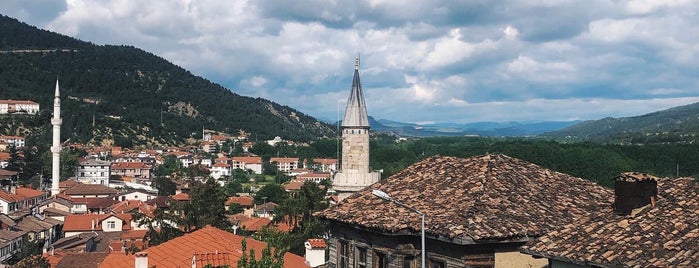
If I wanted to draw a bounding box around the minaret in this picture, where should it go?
[333,57,381,201]
[50,80,62,195]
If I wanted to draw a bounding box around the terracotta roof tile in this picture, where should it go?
[241,217,271,231]
[521,177,699,267]
[55,252,110,268]
[307,238,327,249]
[317,154,613,243]
[193,252,233,267]
[64,184,118,196]
[226,196,254,206]
[171,193,190,201]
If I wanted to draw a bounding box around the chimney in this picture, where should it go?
[613,172,658,215]
[91,219,95,230]
[135,251,148,268]
[304,239,327,267]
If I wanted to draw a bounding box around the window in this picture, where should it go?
[338,241,349,268]
[357,247,367,268]
[107,220,116,229]
[428,259,445,268]
[403,257,414,268]
[374,252,387,268]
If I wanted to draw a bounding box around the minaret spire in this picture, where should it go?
[50,80,62,195]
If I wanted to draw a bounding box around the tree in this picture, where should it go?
[132,208,183,247]
[236,239,283,268]
[228,203,244,214]
[156,155,181,176]
[177,178,230,230]
[254,184,287,204]
[152,176,177,196]
[223,180,243,197]
[10,254,49,268]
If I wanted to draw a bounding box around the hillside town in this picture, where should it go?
[0,59,697,268]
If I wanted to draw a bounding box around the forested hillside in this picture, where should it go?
[0,14,335,147]
[542,102,699,144]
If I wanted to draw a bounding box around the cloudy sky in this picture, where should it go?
[2,0,699,124]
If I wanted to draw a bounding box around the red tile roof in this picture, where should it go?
[317,154,613,243]
[241,217,271,232]
[171,193,190,201]
[306,238,327,249]
[225,196,254,207]
[111,162,151,169]
[232,156,262,164]
[522,177,699,267]
[98,225,309,268]
[63,184,118,196]
[193,252,233,267]
[63,213,131,232]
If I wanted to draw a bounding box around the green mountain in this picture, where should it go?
[0,14,335,147]
[542,102,699,144]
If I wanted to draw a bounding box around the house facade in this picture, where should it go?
[231,156,263,174]
[111,162,152,180]
[75,159,111,185]
[0,100,39,114]
[317,154,613,268]
[270,157,299,173]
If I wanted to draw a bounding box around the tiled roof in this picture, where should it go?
[98,225,309,268]
[283,181,304,191]
[59,179,80,188]
[56,252,110,268]
[313,158,338,164]
[145,196,170,208]
[241,217,271,231]
[120,229,147,240]
[316,154,613,243]
[521,177,699,267]
[270,157,299,163]
[615,171,658,182]
[232,156,262,164]
[307,238,327,249]
[226,196,254,206]
[63,183,118,196]
[193,252,233,267]
[63,213,131,232]
[111,162,151,169]
[171,192,190,201]
[15,186,46,199]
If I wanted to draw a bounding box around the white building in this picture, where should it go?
[75,159,111,185]
[210,162,231,179]
[0,100,39,114]
[0,136,25,148]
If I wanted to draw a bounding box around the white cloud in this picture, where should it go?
[3,0,699,124]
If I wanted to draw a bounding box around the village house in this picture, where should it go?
[316,154,613,268]
[0,186,49,215]
[312,158,338,172]
[75,158,111,185]
[210,162,231,179]
[521,172,699,267]
[0,154,9,169]
[305,238,328,268]
[270,157,300,173]
[200,141,217,153]
[231,156,263,174]
[110,162,152,180]
[0,229,27,262]
[0,136,25,148]
[0,100,39,114]
[62,213,132,237]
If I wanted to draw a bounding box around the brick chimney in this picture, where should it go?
[613,172,658,215]
[135,251,148,268]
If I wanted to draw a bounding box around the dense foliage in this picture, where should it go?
[0,15,335,147]
[368,136,699,187]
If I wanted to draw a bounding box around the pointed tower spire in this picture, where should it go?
[342,56,370,128]
[333,57,380,201]
[50,80,62,196]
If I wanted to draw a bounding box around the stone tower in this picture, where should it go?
[333,58,381,201]
[51,80,61,195]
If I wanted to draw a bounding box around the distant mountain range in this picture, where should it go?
[0,14,335,147]
[542,101,699,143]
[326,116,581,137]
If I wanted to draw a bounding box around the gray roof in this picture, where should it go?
[341,58,370,128]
